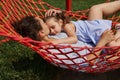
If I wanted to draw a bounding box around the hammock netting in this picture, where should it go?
[0,0,120,73]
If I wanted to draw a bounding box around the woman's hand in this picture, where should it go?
[100,29,115,44]
[45,9,62,17]
[88,30,115,61]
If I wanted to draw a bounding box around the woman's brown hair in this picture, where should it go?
[12,16,42,41]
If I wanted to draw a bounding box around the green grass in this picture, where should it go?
[44,0,105,10]
[0,0,113,80]
[0,41,63,80]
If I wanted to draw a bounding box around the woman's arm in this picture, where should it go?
[94,30,115,55]
[86,30,115,61]
[45,9,62,17]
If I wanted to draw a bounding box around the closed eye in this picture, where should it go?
[51,25,55,29]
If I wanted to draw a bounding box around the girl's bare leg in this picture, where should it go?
[88,0,120,20]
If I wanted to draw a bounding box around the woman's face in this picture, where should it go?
[45,17,62,35]
[35,17,50,38]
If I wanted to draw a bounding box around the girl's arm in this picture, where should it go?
[53,23,78,44]
[59,23,78,44]
[42,23,78,44]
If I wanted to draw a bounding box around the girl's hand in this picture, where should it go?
[100,29,115,44]
[45,9,62,17]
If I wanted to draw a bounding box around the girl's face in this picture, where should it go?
[45,17,63,35]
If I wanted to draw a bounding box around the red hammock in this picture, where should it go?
[0,0,120,73]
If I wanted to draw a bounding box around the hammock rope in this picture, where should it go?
[0,0,120,73]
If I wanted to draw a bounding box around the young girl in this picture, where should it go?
[44,0,120,47]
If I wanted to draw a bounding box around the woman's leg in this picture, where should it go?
[88,0,120,20]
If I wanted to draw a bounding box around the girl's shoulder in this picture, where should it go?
[64,22,74,28]
[63,23,75,31]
